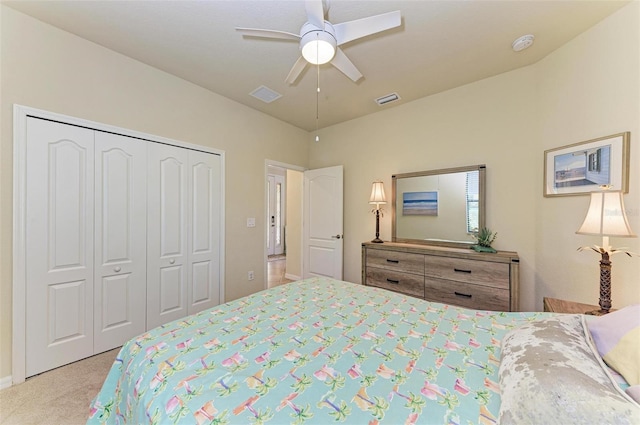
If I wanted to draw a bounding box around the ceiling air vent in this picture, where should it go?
[375,92,400,106]
[250,85,282,103]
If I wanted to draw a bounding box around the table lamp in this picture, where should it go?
[576,187,636,315]
[369,181,386,243]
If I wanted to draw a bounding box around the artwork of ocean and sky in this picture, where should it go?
[403,191,438,216]
[553,145,610,188]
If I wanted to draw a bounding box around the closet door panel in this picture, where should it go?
[147,143,189,329]
[94,132,147,352]
[188,151,222,314]
[25,118,95,377]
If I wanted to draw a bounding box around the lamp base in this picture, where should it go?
[371,208,383,243]
[585,309,610,316]
[593,251,612,315]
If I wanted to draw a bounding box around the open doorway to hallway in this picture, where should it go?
[266,162,304,289]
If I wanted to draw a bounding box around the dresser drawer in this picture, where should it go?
[366,268,424,298]
[424,277,510,311]
[366,249,425,275]
[424,256,509,289]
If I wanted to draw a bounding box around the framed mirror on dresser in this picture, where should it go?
[392,164,486,248]
[362,164,520,311]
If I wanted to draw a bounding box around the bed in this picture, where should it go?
[89,277,639,424]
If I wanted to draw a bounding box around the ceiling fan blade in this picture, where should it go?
[305,0,325,29]
[285,56,309,85]
[236,27,300,41]
[330,48,363,82]
[334,10,401,45]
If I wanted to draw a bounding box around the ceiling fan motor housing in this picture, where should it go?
[300,21,337,64]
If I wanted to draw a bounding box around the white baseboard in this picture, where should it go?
[285,273,301,281]
[0,375,12,390]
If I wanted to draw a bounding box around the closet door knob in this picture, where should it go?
[114,266,121,273]
[169,259,176,264]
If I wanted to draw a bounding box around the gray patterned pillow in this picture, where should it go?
[498,314,640,425]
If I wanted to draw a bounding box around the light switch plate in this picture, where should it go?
[247,217,256,227]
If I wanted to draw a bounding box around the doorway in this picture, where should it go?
[267,173,285,257]
[265,162,304,289]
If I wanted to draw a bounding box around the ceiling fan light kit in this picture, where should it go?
[300,22,337,65]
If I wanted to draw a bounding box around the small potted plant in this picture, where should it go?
[471,227,497,253]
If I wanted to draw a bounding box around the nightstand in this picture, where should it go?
[543,297,605,314]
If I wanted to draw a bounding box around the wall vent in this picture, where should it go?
[375,92,401,106]
[250,85,282,103]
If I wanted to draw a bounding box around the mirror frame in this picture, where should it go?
[391,164,486,248]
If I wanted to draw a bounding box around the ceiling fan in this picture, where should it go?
[236,0,401,84]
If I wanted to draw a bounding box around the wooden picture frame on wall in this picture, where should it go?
[543,132,630,197]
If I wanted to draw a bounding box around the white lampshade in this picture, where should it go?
[576,190,636,237]
[369,181,386,205]
[301,31,336,65]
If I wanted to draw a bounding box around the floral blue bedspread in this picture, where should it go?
[89,278,547,424]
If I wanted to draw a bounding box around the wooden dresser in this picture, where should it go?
[362,242,519,311]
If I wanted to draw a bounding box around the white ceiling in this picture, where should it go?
[4,0,629,131]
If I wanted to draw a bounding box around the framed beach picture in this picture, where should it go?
[403,191,438,216]
[543,132,630,197]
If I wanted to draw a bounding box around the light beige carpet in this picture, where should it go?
[0,349,118,425]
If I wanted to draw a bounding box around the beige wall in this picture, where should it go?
[310,65,539,307]
[0,6,309,379]
[310,2,639,313]
[534,1,640,311]
[285,169,303,279]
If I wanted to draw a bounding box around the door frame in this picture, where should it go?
[266,173,285,256]
[264,160,305,290]
[12,104,226,385]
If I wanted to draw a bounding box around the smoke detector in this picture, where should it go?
[512,34,535,52]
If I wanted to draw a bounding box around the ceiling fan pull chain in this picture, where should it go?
[315,35,320,143]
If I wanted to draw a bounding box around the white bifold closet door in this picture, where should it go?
[25,120,147,375]
[93,132,147,353]
[25,119,96,377]
[188,150,222,315]
[146,144,221,330]
[24,116,221,377]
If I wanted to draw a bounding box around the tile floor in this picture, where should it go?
[267,255,294,287]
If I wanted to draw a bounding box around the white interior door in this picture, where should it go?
[147,143,189,329]
[93,132,147,353]
[267,174,285,256]
[25,118,95,377]
[303,166,344,279]
[187,150,222,315]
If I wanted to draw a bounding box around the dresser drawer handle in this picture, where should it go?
[454,291,472,298]
[386,259,399,264]
[454,268,472,274]
[386,278,400,284]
